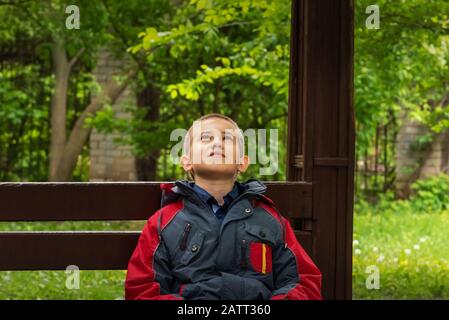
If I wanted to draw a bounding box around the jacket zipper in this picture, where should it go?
[179,223,192,251]
[240,239,247,269]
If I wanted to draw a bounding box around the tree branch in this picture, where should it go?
[54,67,138,181]
[68,48,85,70]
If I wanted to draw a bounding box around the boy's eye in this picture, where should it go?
[224,134,234,141]
[201,134,212,142]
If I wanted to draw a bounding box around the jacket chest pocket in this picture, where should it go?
[242,224,276,275]
[174,223,206,266]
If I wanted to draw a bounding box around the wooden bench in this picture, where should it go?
[0,182,315,292]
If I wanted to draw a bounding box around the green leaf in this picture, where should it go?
[196,0,208,10]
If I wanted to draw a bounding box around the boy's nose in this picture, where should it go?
[211,138,223,148]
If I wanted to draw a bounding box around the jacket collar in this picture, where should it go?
[160,179,267,208]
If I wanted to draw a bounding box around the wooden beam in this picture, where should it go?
[0,182,312,221]
[0,230,314,271]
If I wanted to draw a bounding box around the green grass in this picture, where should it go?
[0,270,126,300]
[353,209,449,299]
[0,221,144,300]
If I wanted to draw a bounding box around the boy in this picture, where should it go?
[125,113,322,300]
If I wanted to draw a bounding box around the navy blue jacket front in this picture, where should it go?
[125,179,322,300]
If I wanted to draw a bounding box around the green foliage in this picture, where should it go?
[409,174,449,212]
[355,190,411,216]
[1,0,291,182]
[1,0,447,184]
[409,133,434,152]
[84,105,116,132]
[0,66,52,181]
[356,174,449,215]
[106,0,291,180]
[0,0,176,181]
[355,0,449,127]
[166,64,273,101]
[72,146,91,182]
[354,0,449,196]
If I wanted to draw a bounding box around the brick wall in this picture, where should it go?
[395,112,449,196]
[89,50,137,181]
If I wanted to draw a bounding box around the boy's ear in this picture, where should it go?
[181,154,193,172]
[237,155,250,173]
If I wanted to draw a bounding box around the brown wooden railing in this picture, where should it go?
[0,182,313,271]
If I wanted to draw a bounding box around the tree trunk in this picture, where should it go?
[49,38,69,181]
[135,82,161,181]
[51,68,137,181]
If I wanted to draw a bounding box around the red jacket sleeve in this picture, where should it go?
[125,212,183,300]
[271,217,322,300]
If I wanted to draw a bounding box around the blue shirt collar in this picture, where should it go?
[189,182,241,207]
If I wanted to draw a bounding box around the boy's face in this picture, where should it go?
[181,117,249,180]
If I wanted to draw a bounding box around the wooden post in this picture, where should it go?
[287,0,355,300]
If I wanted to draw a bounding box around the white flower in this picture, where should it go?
[353,240,359,246]
[419,237,428,243]
[376,254,385,263]
[393,257,398,263]
[355,249,361,255]
[372,247,379,253]
[405,249,411,255]
[413,244,420,250]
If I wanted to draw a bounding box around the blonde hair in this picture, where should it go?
[183,113,245,179]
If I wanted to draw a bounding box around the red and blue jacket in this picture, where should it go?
[125,179,322,300]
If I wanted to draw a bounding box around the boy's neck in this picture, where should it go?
[194,176,236,206]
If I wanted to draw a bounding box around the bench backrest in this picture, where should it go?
[0,182,312,271]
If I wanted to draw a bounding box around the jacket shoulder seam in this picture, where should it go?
[156,199,184,231]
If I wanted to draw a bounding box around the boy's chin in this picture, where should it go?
[193,165,238,180]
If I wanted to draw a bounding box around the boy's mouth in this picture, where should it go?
[209,150,224,158]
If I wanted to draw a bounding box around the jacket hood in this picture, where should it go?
[159,179,267,208]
